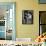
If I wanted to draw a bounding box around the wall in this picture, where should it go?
[16,0,39,40]
[0,0,46,41]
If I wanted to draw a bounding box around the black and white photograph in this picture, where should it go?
[22,10,33,24]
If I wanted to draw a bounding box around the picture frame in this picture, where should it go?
[22,10,33,24]
[39,0,46,4]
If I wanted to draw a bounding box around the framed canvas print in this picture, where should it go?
[22,10,33,24]
[39,0,46,4]
[0,2,16,40]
